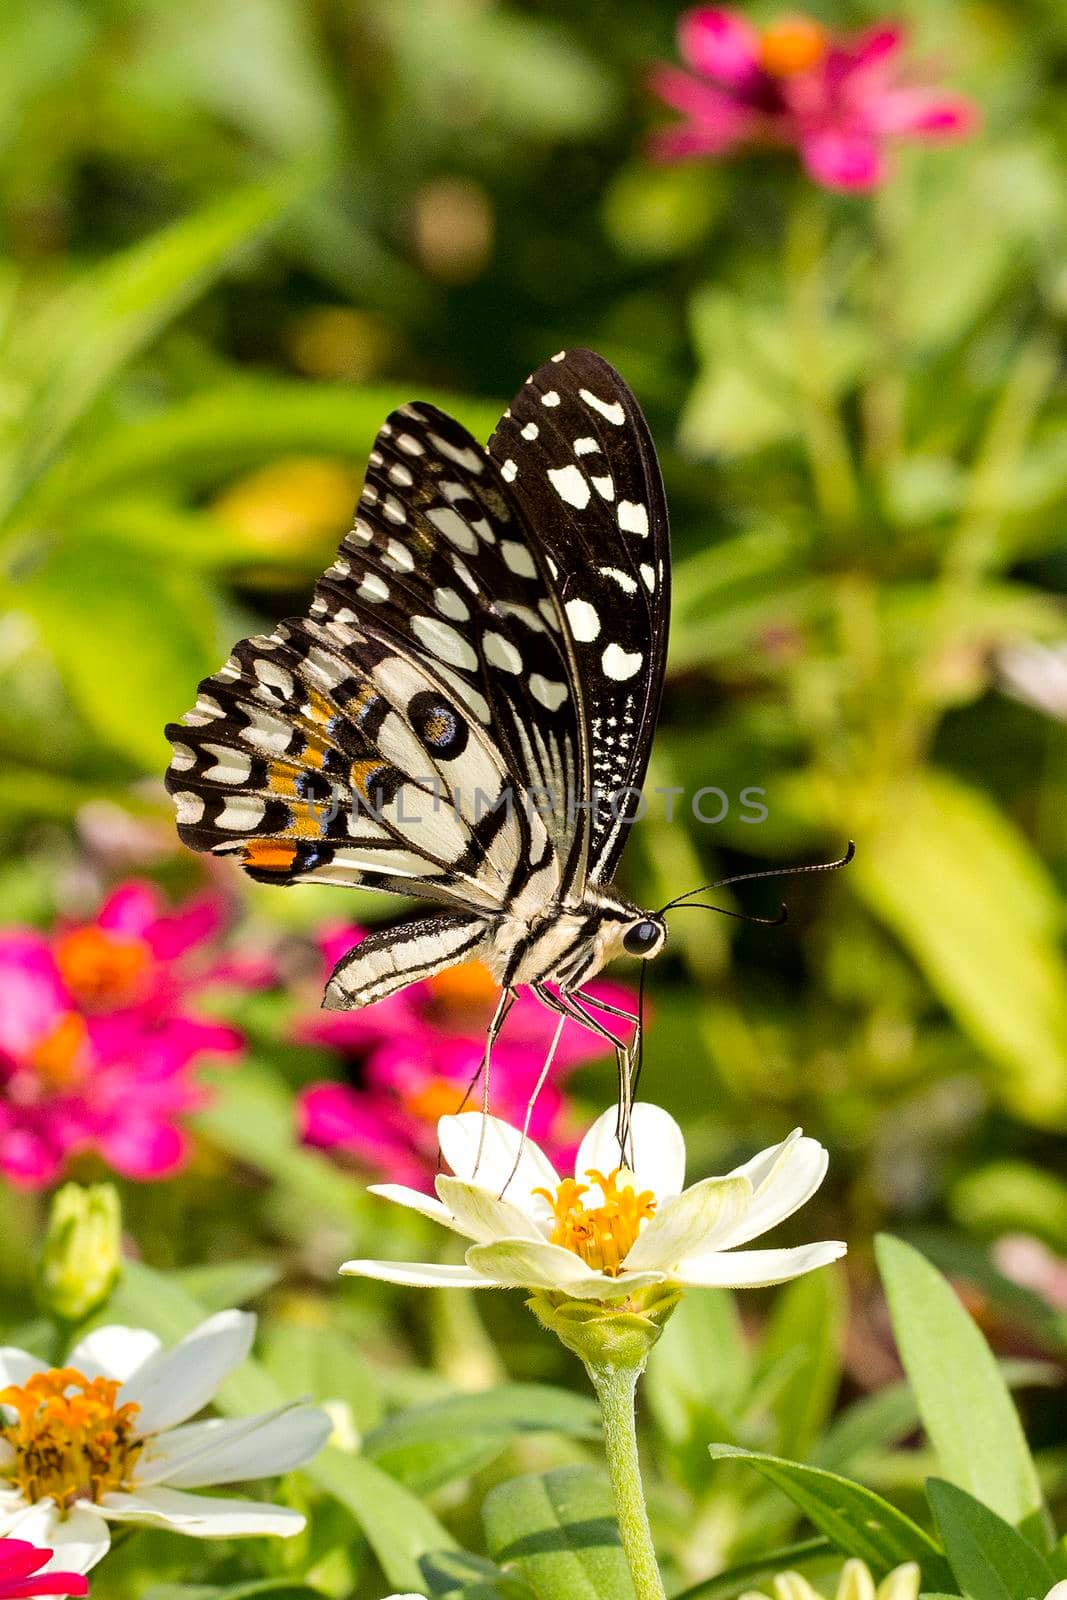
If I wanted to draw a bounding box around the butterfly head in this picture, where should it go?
[621,915,667,960]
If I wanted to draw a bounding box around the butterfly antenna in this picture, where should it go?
[659,840,855,914]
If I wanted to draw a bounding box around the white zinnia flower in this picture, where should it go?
[0,1310,331,1579]
[340,1103,845,1300]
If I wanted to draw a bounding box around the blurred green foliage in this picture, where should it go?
[0,0,1065,1593]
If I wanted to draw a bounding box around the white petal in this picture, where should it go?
[719,1134,829,1249]
[438,1112,559,1203]
[368,1183,472,1237]
[465,1238,666,1300]
[575,1103,686,1200]
[99,1484,305,1538]
[435,1176,546,1243]
[339,1258,500,1288]
[5,1499,111,1573]
[677,1240,846,1288]
[122,1311,255,1434]
[624,1176,751,1272]
[67,1326,162,1383]
[139,1404,331,1487]
[0,1348,41,1388]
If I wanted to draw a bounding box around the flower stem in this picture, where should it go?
[586,1361,667,1600]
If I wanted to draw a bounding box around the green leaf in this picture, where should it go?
[172,1260,281,1312]
[102,1260,458,1593]
[3,172,312,519]
[875,1235,1048,1543]
[262,1320,382,1435]
[38,379,505,513]
[11,534,220,768]
[483,1466,636,1600]
[708,1445,955,1590]
[144,1585,323,1600]
[927,1478,1055,1600]
[757,1262,845,1459]
[854,769,1067,1124]
[644,1288,747,1482]
[364,1383,600,1493]
[192,1064,367,1226]
[670,1539,833,1600]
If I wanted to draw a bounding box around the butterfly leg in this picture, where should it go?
[532,984,637,1164]
[471,985,519,1179]
[497,1006,568,1199]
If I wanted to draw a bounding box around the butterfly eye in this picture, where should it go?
[623,919,663,958]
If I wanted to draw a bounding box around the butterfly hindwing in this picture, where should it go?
[487,350,670,883]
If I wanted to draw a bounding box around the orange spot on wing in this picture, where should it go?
[242,840,299,871]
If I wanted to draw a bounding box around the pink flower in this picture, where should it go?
[0,1538,88,1597]
[0,882,267,1189]
[648,9,978,190]
[296,925,640,1189]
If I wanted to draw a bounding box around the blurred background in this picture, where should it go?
[0,0,1065,1592]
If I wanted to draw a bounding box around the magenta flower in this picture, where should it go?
[0,1538,88,1597]
[296,925,640,1189]
[0,881,267,1189]
[648,9,978,191]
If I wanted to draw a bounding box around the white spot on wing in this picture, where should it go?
[483,631,523,674]
[565,599,601,641]
[592,475,614,500]
[530,675,569,710]
[169,742,195,772]
[548,464,590,509]
[202,746,253,784]
[640,563,656,592]
[501,540,537,577]
[520,422,539,440]
[397,433,424,455]
[429,432,483,473]
[412,615,478,672]
[501,459,518,483]
[541,390,561,407]
[358,573,390,602]
[388,463,413,486]
[618,500,649,537]
[173,791,204,824]
[601,643,643,681]
[216,795,266,831]
[383,538,414,572]
[579,388,625,425]
[428,506,477,553]
[434,586,470,621]
[600,566,638,595]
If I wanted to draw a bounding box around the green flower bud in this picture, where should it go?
[526,1282,681,1371]
[38,1182,122,1323]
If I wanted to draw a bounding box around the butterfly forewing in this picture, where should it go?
[165,350,668,939]
[487,350,670,883]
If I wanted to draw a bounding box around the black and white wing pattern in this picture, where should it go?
[487,350,670,884]
[164,350,669,934]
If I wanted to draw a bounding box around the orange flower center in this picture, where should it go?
[0,1368,143,1509]
[402,1076,466,1125]
[55,926,152,1008]
[426,959,499,1014]
[30,1013,89,1090]
[534,1167,657,1277]
[760,15,828,76]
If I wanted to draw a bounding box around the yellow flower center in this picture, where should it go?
[55,926,152,1009]
[534,1167,657,1277]
[760,15,828,76]
[0,1368,143,1509]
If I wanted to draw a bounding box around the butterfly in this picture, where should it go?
[165,350,670,1134]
